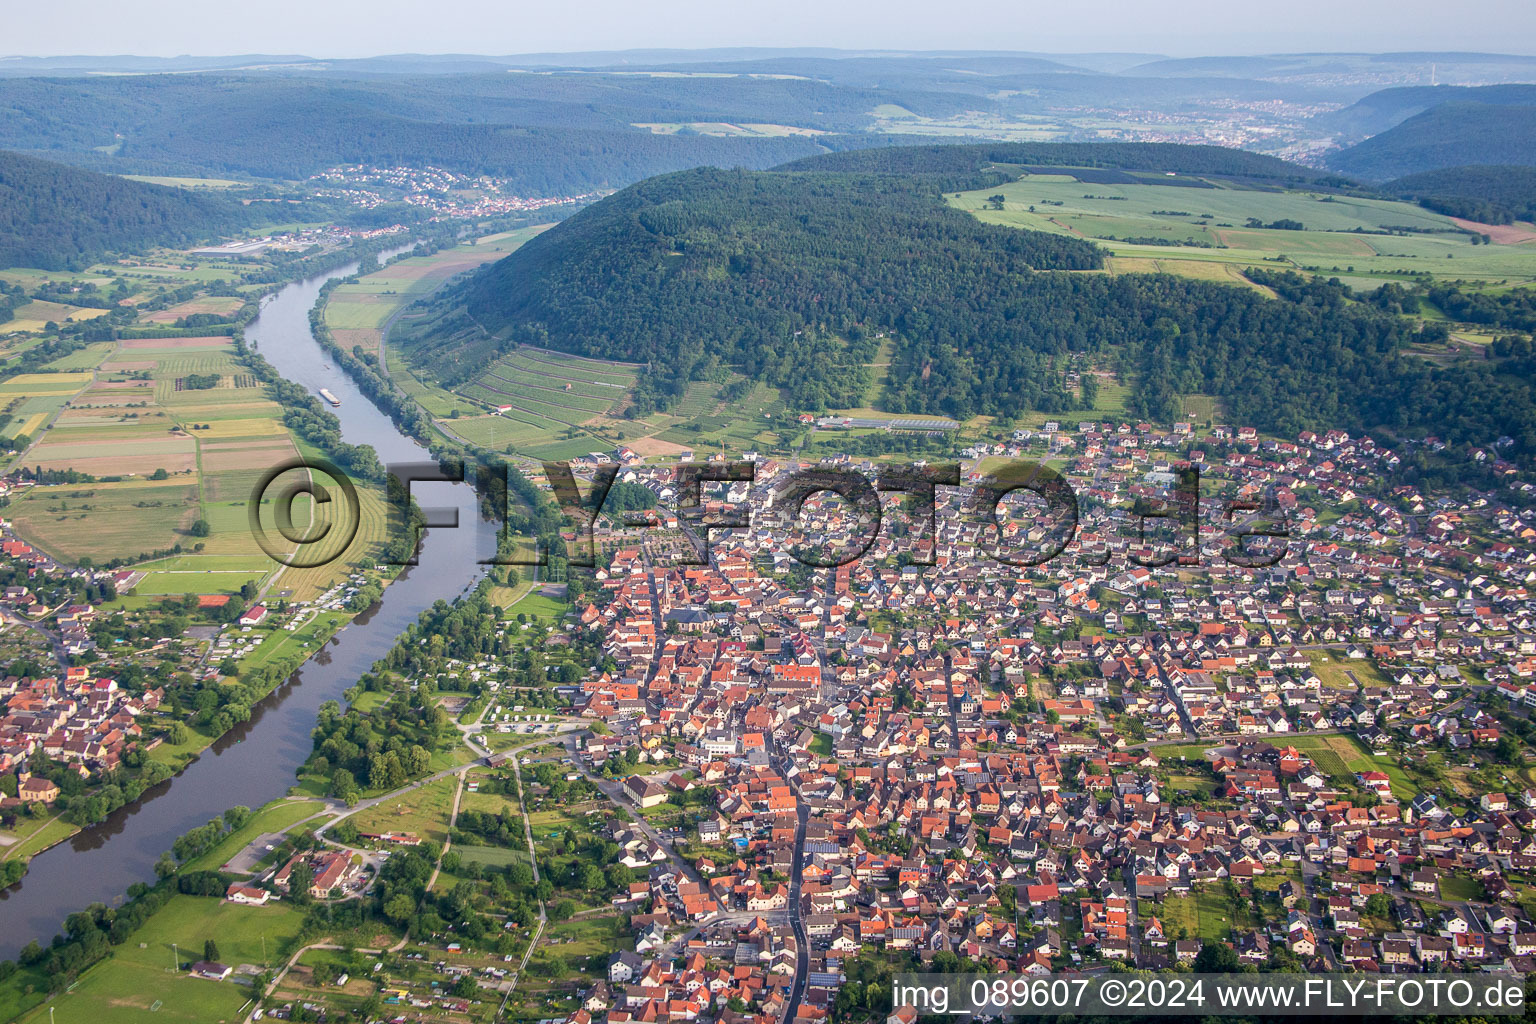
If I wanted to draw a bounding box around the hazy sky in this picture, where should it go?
[8,0,1536,58]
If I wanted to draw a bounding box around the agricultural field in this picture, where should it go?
[2,332,389,602]
[1,300,111,334]
[8,895,305,1024]
[327,226,551,361]
[446,346,646,459]
[144,295,246,323]
[951,171,1536,289]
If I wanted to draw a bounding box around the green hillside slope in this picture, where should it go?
[1329,102,1536,180]
[0,149,254,269]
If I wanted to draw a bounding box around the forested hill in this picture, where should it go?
[775,141,1325,185]
[0,150,254,269]
[400,167,1103,414]
[1328,101,1536,180]
[1319,83,1536,139]
[402,148,1536,464]
[1387,165,1536,225]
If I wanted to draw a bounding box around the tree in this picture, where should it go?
[384,893,416,923]
[204,939,220,963]
[1194,940,1240,974]
[330,768,360,804]
[288,860,314,903]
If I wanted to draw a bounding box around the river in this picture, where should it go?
[0,251,498,959]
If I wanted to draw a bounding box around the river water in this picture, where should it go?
[0,252,498,959]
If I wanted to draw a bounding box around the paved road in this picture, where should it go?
[585,769,703,886]
[776,749,811,1024]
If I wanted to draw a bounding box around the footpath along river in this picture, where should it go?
[0,251,499,959]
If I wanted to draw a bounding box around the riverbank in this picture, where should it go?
[0,237,500,962]
[0,233,429,884]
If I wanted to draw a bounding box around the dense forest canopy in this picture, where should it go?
[0,149,256,269]
[1318,83,1536,138]
[1386,165,1536,225]
[776,141,1325,183]
[1327,101,1536,180]
[399,167,1102,414]
[402,144,1536,464]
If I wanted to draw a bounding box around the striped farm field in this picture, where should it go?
[117,336,229,349]
[267,482,396,603]
[37,419,178,442]
[453,346,641,463]
[458,386,574,428]
[26,436,195,460]
[0,373,92,394]
[477,376,615,416]
[488,363,626,403]
[505,347,639,385]
[185,417,288,439]
[10,413,47,437]
[41,342,116,370]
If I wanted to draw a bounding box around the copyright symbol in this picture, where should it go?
[1101,980,1126,1007]
[248,458,360,568]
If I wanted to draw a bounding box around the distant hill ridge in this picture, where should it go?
[0,149,255,270]
[776,141,1323,182]
[1328,97,1536,180]
[1320,83,1536,138]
